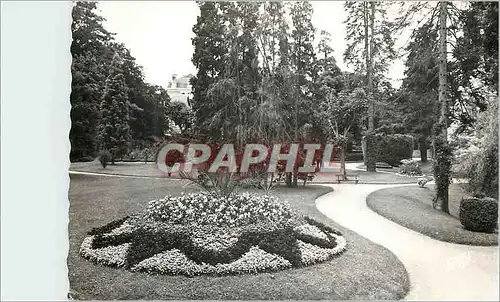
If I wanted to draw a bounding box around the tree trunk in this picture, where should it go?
[431,138,436,160]
[367,1,375,132]
[362,2,377,173]
[364,134,377,172]
[341,145,347,180]
[437,0,450,214]
[419,135,428,162]
[285,172,292,187]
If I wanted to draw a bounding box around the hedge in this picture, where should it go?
[362,134,414,167]
[333,152,364,162]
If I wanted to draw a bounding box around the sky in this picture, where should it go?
[97,1,405,89]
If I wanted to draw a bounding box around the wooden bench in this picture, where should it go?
[334,172,359,184]
[298,173,315,186]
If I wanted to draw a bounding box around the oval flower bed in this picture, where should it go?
[80,192,347,276]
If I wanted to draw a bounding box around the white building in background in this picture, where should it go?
[166,74,193,106]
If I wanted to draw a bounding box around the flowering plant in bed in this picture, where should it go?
[80,189,347,276]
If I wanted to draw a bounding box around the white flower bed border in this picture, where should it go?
[80,236,129,268]
[294,224,329,240]
[80,222,347,276]
[131,246,292,276]
[298,234,347,265]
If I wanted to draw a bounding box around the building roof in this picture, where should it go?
[175,74,193,88]
[167,74,193,89]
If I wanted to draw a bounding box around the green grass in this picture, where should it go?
[70,161,168,178]
[69,174,409,300]
[366,184,498,246]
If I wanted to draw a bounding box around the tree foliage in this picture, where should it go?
[70,1,171,162]
[96,54,131,163]
[343,1,396,78]
[168,101,194,134]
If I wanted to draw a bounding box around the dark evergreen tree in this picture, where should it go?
[397,23,440,162]
[97,53,131,164]
[70,1,113,161]
[190,2,228,139]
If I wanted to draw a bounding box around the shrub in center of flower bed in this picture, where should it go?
[80,193,347,276]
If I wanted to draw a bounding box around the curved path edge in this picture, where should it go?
[315,183,499,301]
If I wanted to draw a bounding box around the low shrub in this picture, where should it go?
[459,197,498,233]
[398,159,423,176]
[98,150,112,168]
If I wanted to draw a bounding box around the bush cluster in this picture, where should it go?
[398,159,423,176]
[459,197,498,233]
[145,192,296,228]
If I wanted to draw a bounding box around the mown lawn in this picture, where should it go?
[70,161,417,184]
[69,174,409,300]
[366,184,498,246]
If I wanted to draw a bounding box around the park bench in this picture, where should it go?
[298,173,315,186]
[334,170,359,184]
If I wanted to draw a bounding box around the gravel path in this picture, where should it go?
[316,184,499,301]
